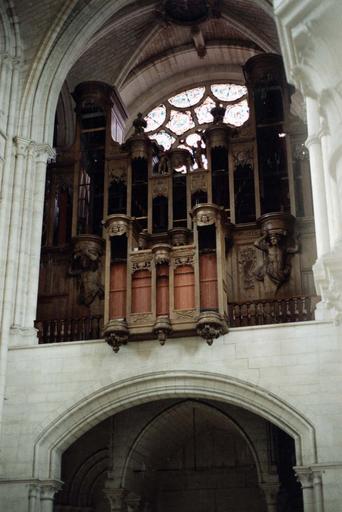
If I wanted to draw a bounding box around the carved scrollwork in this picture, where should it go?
[174,309,196,319]
[129,313,153,325]
[173,255,194,268]
[131,259,152,274]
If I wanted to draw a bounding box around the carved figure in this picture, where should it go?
[158,152,170,175]
[133,112,147,134]
[254,232,298,288]
[193,140,205,169]
[69,242,104,306]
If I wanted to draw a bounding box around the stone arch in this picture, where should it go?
[32,371,317,481]
[0,0,22,58]
[120,398,267,490]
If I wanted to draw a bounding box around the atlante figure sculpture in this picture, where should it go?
[254,231,298,288]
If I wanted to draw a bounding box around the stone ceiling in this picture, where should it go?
[12,0,280,118]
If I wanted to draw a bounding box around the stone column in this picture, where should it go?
[39,480,63,512]
[260,482,279,512]
[295,466,315,512]
[312,470,324,512]
[28,484,41,512]
[24,144,55,332]
[305,97,330,258]
[13,141,36,328]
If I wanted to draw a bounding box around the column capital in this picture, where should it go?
[39,479,63,501]
[35,143,56,164]
[14,136,32,156]
[294,465,313,489]
[305,134,321,149]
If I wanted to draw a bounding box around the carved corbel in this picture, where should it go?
[152,243,171,265]
[104,214,131,237]
[153,316,172,345]
[196,311,228,345]
[254,213,298,289]
[104,319,129,353]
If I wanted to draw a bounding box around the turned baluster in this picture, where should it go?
[249,302,256,326]
[302,296,308,321]
[256,302,264,325]
[293,297,299,322]
[285,299,291,322]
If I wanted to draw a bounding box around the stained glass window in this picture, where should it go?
[169,87,205,107]
[186,133,204,148]
[224,99,249,126]
[211,84,247,102]
[144,105,166,132]
[145,82,250,153]
[150,131,175,150]
[195,97,215,124]
[167,110,195,135]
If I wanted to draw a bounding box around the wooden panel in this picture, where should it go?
[174,264,195,310]
[199,253,218,310]
[110,262,127,319]
[131,269,151,313]
[156,264,169,316]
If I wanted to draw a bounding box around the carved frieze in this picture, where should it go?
[238,247,257,289]
[129,250,153,274]
[129,313,153,324]
[174,309,196,319]
[173,254,194,268]
[152,178,169,198]
[190,171,208,193]
[108,164,127,184]
[232,148,254,168]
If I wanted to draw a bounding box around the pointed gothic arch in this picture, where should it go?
[32,370,317,482]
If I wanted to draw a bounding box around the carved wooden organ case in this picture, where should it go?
[37,55,317,351]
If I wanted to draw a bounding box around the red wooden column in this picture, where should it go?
[156,264,169,316]
[174,264,195,310]
[199,253,218,310]
[131,269,152,313]
[109,262,127,318]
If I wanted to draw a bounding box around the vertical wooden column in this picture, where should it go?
[191,203,229,344]
[152,244,172,343]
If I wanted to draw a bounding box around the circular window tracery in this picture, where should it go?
[145,83,249,154]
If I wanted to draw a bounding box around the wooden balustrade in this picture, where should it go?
[34,315,103,344]
[228,296,318,327]
[35,297,317,343]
